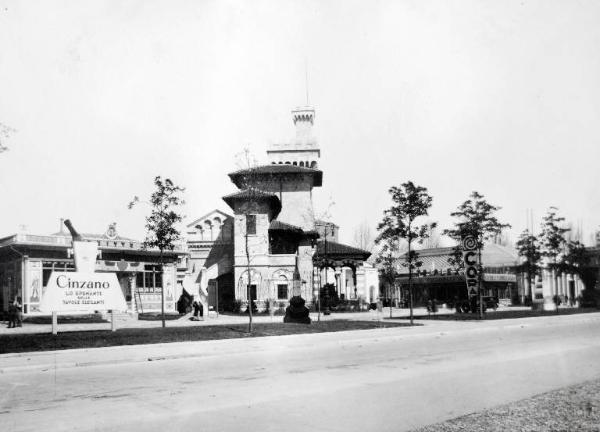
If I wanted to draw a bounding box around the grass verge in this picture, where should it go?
[0,320,417,354]
[411,378,600,432]
[24,314,108,324]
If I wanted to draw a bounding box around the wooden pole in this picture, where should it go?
[52,311,58,335]
[111,310,116,332]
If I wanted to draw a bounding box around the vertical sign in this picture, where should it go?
[26,261,43,313]
[163,265,175,311]
[462,236,479,297]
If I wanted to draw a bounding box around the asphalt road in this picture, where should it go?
[2,313,600,432]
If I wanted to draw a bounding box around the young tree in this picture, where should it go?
[443,191,510,319]
[129,176,185,328]
[516,229,542,303]
[560,239,598,307]
[559,239,586,277]
[539,207,570,308]
[374,237,400,319]
[376,181,436,324]
[540,207,569,267]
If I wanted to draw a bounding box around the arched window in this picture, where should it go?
[204,220,213,240]
[310,161,317,168]
[292,161,297,166]
[285,161,291,165]
[299,161,304,167]
[278,161,283,164]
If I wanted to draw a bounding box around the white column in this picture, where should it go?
[334,267,342,297]
[541,267,556,311]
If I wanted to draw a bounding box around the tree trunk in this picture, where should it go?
[408,239,413,325]
[245,232,253,333]
[527,269,532,305]
[160,251,165,328]
[478,243,483,320]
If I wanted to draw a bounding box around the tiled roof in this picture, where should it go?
[228,164,323,187]
[316,240,371,260]
[396,243,518,273]
[222,188,282,217]
[222,188,278,200]
[269,220,304,234]
[314,219,339,228]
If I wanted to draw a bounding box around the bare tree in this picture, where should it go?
[352,219,375,252]
[231,148,277,332]
[421,222,440,249]
[0,123,16,153]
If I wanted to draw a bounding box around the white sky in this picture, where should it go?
[0,0,599,246]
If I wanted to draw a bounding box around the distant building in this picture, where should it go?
[382,243,597,308]
[390,244,520,307]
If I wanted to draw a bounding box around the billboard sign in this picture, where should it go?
[39,272,128,313]
[462,236,479,297]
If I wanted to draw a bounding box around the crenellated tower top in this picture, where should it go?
[267,106,320,168]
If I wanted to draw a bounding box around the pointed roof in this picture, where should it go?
[186,209,232,228]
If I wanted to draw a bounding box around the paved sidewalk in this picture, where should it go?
[0,306,446,335]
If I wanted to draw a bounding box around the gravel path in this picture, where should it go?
[412,378,600,431]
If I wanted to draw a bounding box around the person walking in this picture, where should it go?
[14,296,23,327]
[192,297,203,321]
[6,299,16,328]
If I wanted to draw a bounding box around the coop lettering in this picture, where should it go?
[56,275,110,290]
[464,251,477,266]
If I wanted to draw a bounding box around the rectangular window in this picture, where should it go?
[246,214,257,235]
[144,272,154,290]
[277,284,288,300]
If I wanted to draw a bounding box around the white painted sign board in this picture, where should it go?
[39,271,128,313]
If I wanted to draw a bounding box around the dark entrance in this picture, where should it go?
[569,280,575,300]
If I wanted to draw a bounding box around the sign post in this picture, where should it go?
[462,236,480,314]
[52,311,58,335]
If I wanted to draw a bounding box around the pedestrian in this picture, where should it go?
[192,297,203,320]
[190,296,203,321]
[14,296,23,327]
[176,293,187,315]
[6,300,16,328]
